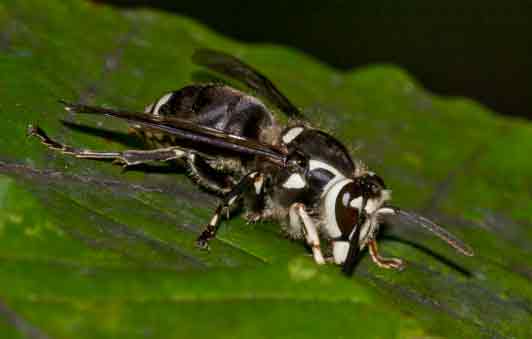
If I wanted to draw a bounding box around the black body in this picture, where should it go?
[150,84,275,142]
[137,83,280,194]
[28,49,474,275]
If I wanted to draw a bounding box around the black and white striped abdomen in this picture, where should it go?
[144,92,174,116]
[143,84,276,140]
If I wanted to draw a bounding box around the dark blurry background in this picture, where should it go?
[95,0,532,120]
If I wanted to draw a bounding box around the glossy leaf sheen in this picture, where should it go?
[1,1,531,338]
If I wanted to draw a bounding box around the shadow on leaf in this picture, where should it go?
[379,230,473,277]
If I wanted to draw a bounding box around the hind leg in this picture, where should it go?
[28,124,189,167]
[29,123,240,197]
[196,171,265,248]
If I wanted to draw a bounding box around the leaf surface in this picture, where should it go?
[1,1,531,338]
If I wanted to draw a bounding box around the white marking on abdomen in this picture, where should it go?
[152,92,173,115]
[144,102,155,114]
[282,126,304,144]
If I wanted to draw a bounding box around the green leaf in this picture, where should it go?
[1,1,531,338]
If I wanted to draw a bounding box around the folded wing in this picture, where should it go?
[60,100,288,166]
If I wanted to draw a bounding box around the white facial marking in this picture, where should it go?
[282,126,304,144]
[144,103,155,114]
[322,178,353,238]
[320,176,345,199]
[282,173,306,189]
[333,241,350,264]
[342,192,350,206]
[349,197,363,209]
[353,203,387,246]
[365,197,383,214]
[152,92,173,115]
[354,220,372,243]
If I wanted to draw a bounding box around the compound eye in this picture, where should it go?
[334,182,361,237]
[363,174,385,197]
[372,175,386,189]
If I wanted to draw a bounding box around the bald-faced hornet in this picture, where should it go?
[28,49,473,275]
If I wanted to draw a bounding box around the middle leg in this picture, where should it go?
[196,171,265,249]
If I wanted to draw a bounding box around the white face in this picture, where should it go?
[322,178,353,239]
[356,191,391,243]
[322,178,392,264]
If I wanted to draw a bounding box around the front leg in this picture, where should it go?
[289,203,326,265]
[196,172,264,248]
[368,239,405,271]
[27,124,188,166]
